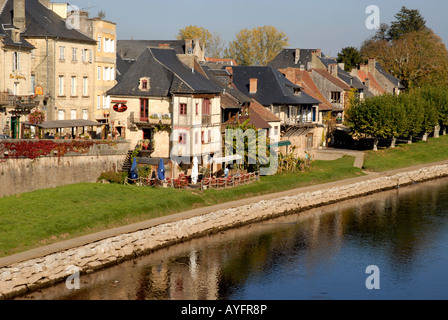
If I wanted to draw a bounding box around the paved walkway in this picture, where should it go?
[311,148,365,169]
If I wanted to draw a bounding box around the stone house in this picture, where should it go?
[0,0,37,138]
[230,65,323,157]
[106,46,222,177]
[76,11,117,137]
[5,0,98,134]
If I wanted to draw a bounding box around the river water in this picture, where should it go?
[18,177,448,300]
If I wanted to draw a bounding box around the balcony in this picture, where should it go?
[0,92,39,116]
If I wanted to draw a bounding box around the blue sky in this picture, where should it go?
[71,0,448,57]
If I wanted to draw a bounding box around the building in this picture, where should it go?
[11,0,98,134]
[106,46,222,177]
[231,66,323,156]
[77,11,117,137]
[0,0,38,138]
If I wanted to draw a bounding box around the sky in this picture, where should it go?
[70,0,448,58]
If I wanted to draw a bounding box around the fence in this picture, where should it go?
[124,171,260,190]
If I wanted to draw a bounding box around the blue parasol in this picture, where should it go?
[157,158,165,180]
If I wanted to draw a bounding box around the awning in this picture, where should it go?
[269,140,291,148]
[22,120,104,129]
[212,155,243,163]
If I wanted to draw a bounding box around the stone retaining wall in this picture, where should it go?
[2,162,448,299]
[0,141,130,198]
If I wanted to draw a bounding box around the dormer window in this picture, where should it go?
[139,77,150,91]
[11,29,21,43]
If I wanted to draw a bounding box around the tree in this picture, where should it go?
[388,6,427,40]
[225,26,289,66]
[176,25,225,58]
[337,47,364,72]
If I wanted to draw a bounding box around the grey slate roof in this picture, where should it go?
[20,0,95,43]
[107,47,221,97]
[231,66,320,107]
[0,0,34,49]
[268,48,318,70]
[201,66,252,104]
[375,63,405,89]
[117,40,186,62]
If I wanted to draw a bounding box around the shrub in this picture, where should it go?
[98,171,128,184]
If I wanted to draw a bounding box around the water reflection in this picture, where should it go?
[18,178,448,300]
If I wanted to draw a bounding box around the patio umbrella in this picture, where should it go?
[130,158,138,179]
[191,156,199,184]
[157,158,165,180]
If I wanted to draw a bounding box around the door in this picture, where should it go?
[306,133,313,149]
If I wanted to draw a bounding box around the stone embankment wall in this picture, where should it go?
[0,141,130,198]
[1,162,448,298]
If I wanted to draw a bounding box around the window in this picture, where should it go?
[97,36,102,52]
[140,98,149,121]
[13,52,20,71]
[111,39,115,53]
[31,75,36,93]
[71,76,77,96]
[103,67,110,81]
[179,133,187,145]
[141,80,148,90]
[208,129,211,143]
[58,110,65,120]
[97,67,101,81]
[89,49,93,63]
[110,67,115,81]
[82,109,88,120]
[58,76,64,96]
[179,103,187,116]
[195,132,198,144]
[59,46,65,60]
[202,99,210,115]
[71,109,77,120]
[13,83,19,95]
[72,48,77,61]
[83,77,88,96]
[31,49,35,59]
[97,95,101,110]
[195,103,199,115]
[81,49,87,62]
[331,91,341,104]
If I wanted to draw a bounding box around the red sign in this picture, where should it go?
[113,104,128,113]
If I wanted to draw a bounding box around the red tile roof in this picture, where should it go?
[357,70,386,94]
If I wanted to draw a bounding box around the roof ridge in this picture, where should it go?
[148,47,195,92]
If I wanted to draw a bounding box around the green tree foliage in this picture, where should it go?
[360,7,448,89]
[345,87,448,149]
[337,47,364,72]
[225,26,289,66]
[388,6,427,40]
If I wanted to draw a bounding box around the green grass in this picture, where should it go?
[363,134,448,172]
[0,156,363,258]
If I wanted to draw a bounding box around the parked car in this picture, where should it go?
[0,134,12,139]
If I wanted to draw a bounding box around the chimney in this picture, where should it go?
[225,67,233,86]
[38,0,51,9]
[13,0,26,33]
[365,78,371,88]
[225,66,233,75]
[294,49,300,64]
[158,43,170,49]
[185,39,193,54]
[368,58,376,75]
[329,63,338,77]
[249,78,258,94]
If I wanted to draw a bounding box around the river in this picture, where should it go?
[17,177,448,300]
